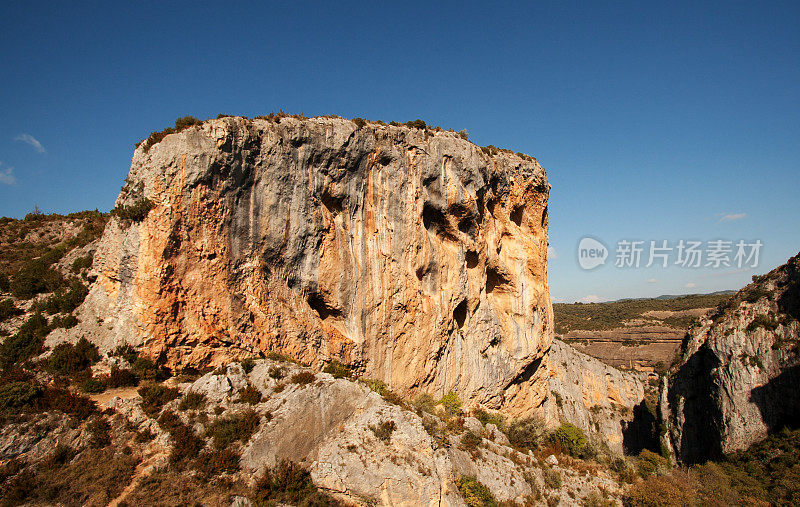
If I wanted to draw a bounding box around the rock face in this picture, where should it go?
[663,252,800,463]
[541,339,652,455]
[2,359,625,506]
[63,116,552,412]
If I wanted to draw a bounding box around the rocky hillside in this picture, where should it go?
[1,352,631,506]
[662,251,800,463]
[542,340,654,456]
[55,115,553,414]
[0,211,107,361]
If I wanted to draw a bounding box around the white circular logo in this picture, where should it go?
[577,237,608,270]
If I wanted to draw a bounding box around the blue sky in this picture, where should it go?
[1,1,798,301]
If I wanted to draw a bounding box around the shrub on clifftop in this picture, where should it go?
[137,116,202,152]
[111,198,153,223]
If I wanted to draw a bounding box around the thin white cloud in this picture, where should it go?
[0,163,16,185]
[646,278,658,284]
[685,282,697,288]
[578,294,603,303]
[547,246,558,260]
[14,133,45,153]
[718,213,746,223]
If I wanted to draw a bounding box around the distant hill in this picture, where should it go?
[555,292,735,334]
[553,291,737,372]
[612,290,736,303]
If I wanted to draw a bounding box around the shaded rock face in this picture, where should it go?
[663,252,800,463]
[541,339,651,455]
[67,117,552,411]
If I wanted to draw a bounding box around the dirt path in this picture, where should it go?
[89,386,140,407]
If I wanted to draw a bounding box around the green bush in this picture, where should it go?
[746,314,778,332]
[551,422,587,456]
[461,430,483,455]
[194,447,241,477]
[158,410,204,465]
[132,356,169,381]
[0,381,43,411]
[369,420,396,442]
[360,377,403,405]
[240,357,257,374]
[138,384,180,415]
[10,259,65,299]
[542,467,562,489]
[207,409,261,448]
[0,299,22,322]
[40,385,97,420]
[237,384,262,405]
[110,344,139,364]
[351,117,367,129]
[174,116,202,131]
[111,198,154,223]
[266,352,298,364]
[79,376,108,394]
[455,475,497,507]
[40,244,68,266]
[70,254,93,274]
[0,313,50,368]
[252,459,338,506]
[108,366,139,387]
[636,449,671,478]
[744,287,771,303]
[178,390,207,411]
[412,393,437,414]
[506,417,544,451]
[405,119,427,129]
[50,314,78,329]
[87,417,112,447]
[37,279,88,315]
[138,116,202,152]
[290,371,316,385]
[624,472,696,506]
[473,408,504,429]
[0,447,136,505]
[322,359,351,379]
[438,391,462,417]
[46,337,100,377]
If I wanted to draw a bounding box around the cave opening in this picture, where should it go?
[454,299,468,328]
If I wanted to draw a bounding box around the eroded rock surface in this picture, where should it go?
[540,339,651,455]
[663,252,800,463]
[59,116,552,412]
[150,360,625,505]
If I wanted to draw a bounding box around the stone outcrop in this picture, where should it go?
[662,252,800,463]
[114,359,624,506]
[541,339,652,455]
[58,116,552,412]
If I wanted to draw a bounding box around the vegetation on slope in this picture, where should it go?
[135,113,538,162]
[553,293,733,334]
[626,427,800,506]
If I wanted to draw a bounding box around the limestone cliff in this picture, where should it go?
[662,252,800,463]
[541,339,652,455]
[60,116,552,412]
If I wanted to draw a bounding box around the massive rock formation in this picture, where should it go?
[662,252,800,463]
[58,116,552,412]
[541,339,652,455]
